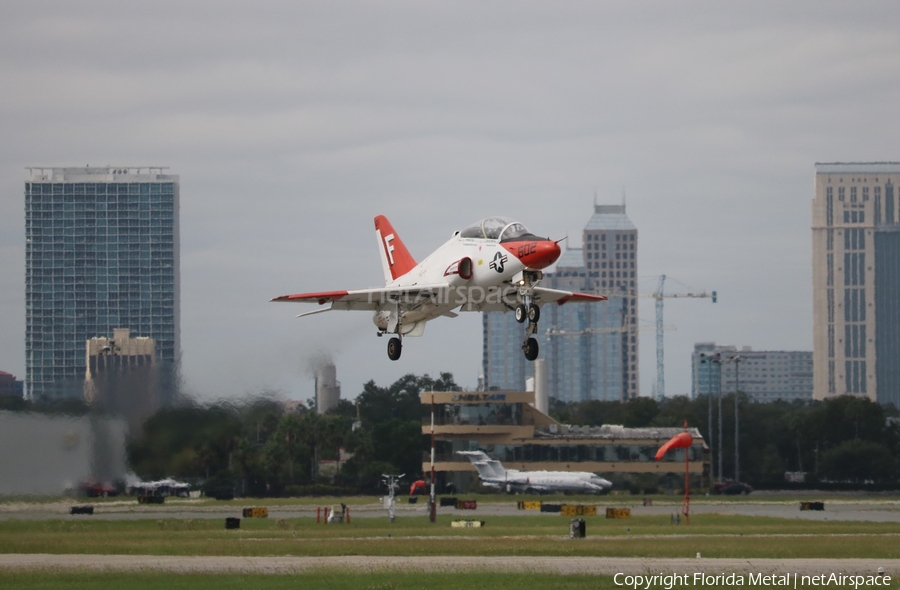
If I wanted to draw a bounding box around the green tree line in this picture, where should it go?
[9,373,896,495]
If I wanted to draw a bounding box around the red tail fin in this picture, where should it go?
[374,215,416,282]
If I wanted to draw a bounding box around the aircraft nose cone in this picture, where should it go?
[505,240,561,270]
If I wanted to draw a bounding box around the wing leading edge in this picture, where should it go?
[456,286,607,313]
[533,287,608,305]
[271,283,452,313]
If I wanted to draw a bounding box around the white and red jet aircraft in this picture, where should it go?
[272,216,606,361]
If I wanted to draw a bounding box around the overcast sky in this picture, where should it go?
[2,1,899,403]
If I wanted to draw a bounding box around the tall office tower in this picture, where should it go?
[812,163,900,405]
[691,343,813,403]
[483,204,638,402]
[25,167,180,401]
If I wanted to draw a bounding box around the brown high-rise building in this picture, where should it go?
[84,328,159,432]
[812,163,900,404]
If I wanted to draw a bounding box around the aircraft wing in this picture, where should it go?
[271,284,451,316]
[533,286,608,304]
[458,286,607,312]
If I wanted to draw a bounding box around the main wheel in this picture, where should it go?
[528,304,540,323]
[387,337,402,361]
[514,304,527,323]
[524,337,539,361]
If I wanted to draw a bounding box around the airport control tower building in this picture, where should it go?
[24,167,180,401]
[483,203,639,402]
[812,162,900,405]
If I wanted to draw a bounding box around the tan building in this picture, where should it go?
[420,390,709,493]
[84,328,159,432]
[812,163,900,404]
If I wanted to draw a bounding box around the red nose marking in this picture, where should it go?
[502,240,561,270]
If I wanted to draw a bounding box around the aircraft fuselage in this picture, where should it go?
[371,229,559,332]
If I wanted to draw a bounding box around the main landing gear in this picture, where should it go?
[515,302,541,361]
[387,336,402,361]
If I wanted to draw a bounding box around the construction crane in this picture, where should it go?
[544,323,675,337]
[651,275,716,398]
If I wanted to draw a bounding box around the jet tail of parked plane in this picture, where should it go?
[457,450,506,479]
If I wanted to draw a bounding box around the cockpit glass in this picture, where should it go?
[459,217,516,240]
[499,223,530,241]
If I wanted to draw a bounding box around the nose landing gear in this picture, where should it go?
[517,302,541,361]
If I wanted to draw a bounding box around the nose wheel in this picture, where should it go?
[387,336,402,361]
[523,337,539,361]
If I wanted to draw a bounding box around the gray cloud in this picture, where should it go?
[2,0,899,401]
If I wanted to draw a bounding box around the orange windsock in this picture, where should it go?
[654,432,694,461]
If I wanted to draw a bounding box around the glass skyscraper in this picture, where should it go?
[25,167,180,400]
[483,204,638,402]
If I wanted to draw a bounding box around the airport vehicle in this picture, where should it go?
[272,215,606,361]
[458,450,613,494]
[712,479,753,495]
[77,480,119,498]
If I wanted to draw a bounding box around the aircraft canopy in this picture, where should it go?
[459,217,534,241]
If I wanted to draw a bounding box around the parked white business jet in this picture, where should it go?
[458,451,612,494]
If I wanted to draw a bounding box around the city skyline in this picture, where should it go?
[1,2,898,401]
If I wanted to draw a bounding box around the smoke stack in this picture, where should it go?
[315,362,341,414]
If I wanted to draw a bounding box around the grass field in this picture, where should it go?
[0,572,636,590]
[3,499,900,588]
[2,513,900,559]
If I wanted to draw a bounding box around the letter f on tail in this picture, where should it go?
[374,215,416,283]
